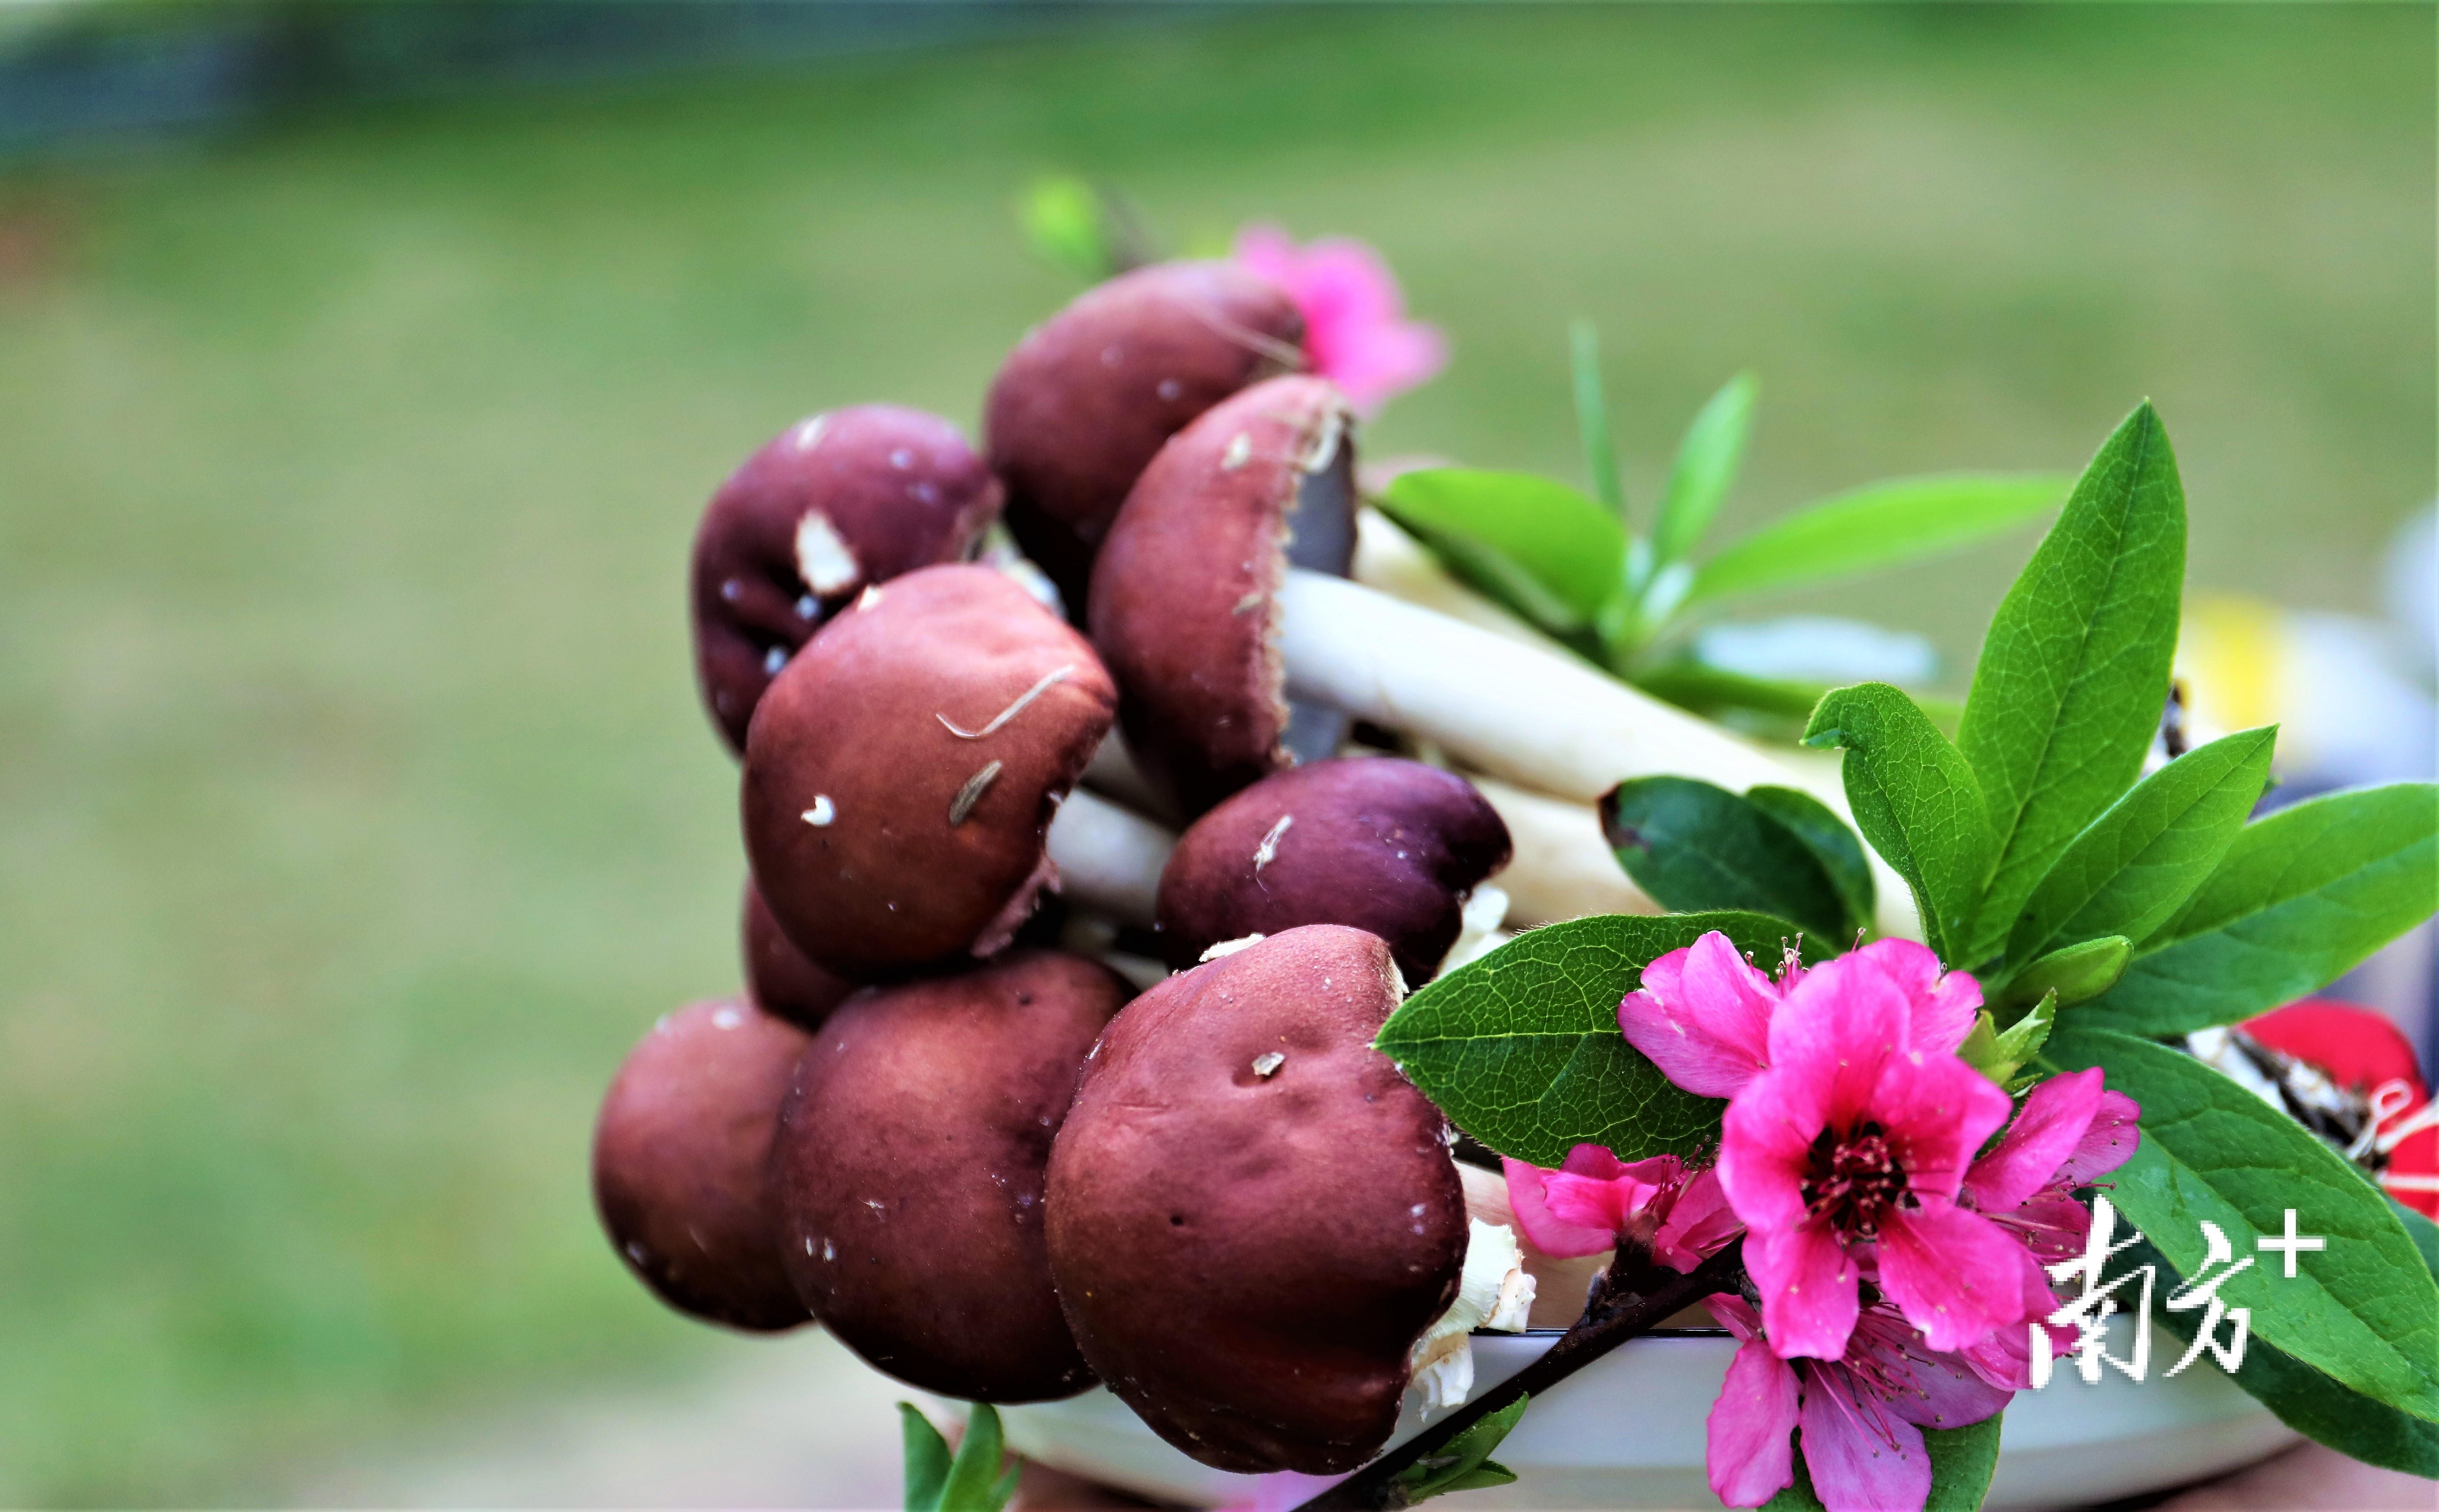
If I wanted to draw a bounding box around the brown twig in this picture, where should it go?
[1293,1238,1746,1512]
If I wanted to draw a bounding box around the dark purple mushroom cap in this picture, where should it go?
[1156,758,1512,985]
[741,564,1117,980]
[770,949,1130,1402]
[741,878,854,1031]
[1087,376,1359,817]
[692,405,1002,752]
[591,999,813,1332]
[1045,925,1466,1474]
[986,262,1305,615]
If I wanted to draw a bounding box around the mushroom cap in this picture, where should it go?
[1045,925,1466,1474]
[741,878,854,1031]
[770,949,1130,1401]
[591,999,812,1332]
[692,405,1002,752]
[742,563,1117,979]
[986,261,1304,614]
[1156,758,1512,985]
[1087,376,1359,816]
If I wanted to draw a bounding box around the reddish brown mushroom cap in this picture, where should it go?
[591,999,812,1332]
[692,405,1002,752]
[770,949,1130,1402]
[1156,758,1512,985]
[986,261,1304,615]
[1087,375,1359,816]
[1045,925,1466,1474]
[741,878,854,1031]
[741,563,1117,980]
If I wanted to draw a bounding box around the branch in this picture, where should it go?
[1294,1237,1746,1512]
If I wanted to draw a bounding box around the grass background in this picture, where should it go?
[0,4,2430,1503]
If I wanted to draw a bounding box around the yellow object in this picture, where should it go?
[2177,595,2286,749]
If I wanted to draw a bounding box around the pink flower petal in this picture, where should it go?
[1500,1157,1615,1259]
[1880,1341,2014,1430]
[1618,933,1779,1099]
[1799,1365,1932,1512]
[1718,1067,1827,1232]
[1710,1291,1766,1345]
[2061,1088,2142,1185]
[1966,1068,2106,1213]
[2007,1191,2095,1261]
[1873,1049,2014,1205]
[1875,1202,2032,1352]
[1707,1334,1801,1507]
[1768,953,1909,1130]
[1654,1166,1744,1273]
[1850,939,1981,1054]
[1748,1218,1861,1361]
[1229,225,1443,414]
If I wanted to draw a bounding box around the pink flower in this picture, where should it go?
[1960,1065,2143,1330]
[1501,1145,1742,1273]
[1618,935,1980,1101]
[1714,946,2018,1358]
[1706,1294,2011,1512]
[1232,224,1446,413]
[1220,1470,1345,1512]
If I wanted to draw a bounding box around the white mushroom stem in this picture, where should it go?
[1470,776,1658,928]
[1277,569,1920,940]
[1045,787,1173,928]
[1080,729,1181,826]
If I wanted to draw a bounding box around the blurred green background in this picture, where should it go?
[0,3,2430,1503]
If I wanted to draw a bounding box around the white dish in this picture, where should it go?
[986,1330,2297,1510]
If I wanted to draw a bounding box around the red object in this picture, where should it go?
[2244,999,2436,1218]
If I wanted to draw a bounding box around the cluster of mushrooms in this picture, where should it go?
[591,262,1826,1476]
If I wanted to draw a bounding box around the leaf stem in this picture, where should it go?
[1293,1238,1746,1512]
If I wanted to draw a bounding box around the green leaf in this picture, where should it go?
[1393,1394,1530,1503]
[2004,727,2277,969]
[904,1402,1017,1512]
[2085,782,2439,1036]
[1376,912,1813,1165]
[1019,176,1110,282]
[1957,403,2186,965]
[1961,991,2054,1085]
[1746,786,1876,939]
[1570,322,1626,521]
[2395,1198,2439,1275]
[1922,1415,2004,1512]
[1803,683,1995,965]
[1599,778,1853,939]
[1688,473,2066,608]
[2041,1026,2439,1423]
[1376,469,1628,638]
[1995,937,2128,1013]
[900,1404,952,1512]
[1652,373,1755,567]
[2131,1236,2439,1477]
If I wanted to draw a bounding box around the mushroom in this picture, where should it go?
[741,563,1119,979]
[1045,924,1470,1474]
[769,949,1130,1401]
[1155,757,1512,984]
[741,879,854,1030]
[692,405,1002,751]
[1087,375,1358,816]
[986,261,1304,616]
[1087,376,1917,936]
[591,999,811,1332]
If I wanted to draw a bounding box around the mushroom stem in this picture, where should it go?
[1467,775,1656,928]
[1293,1237,1748,1512]
[1045,787,1174,927]
[1276,570,1920,940]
